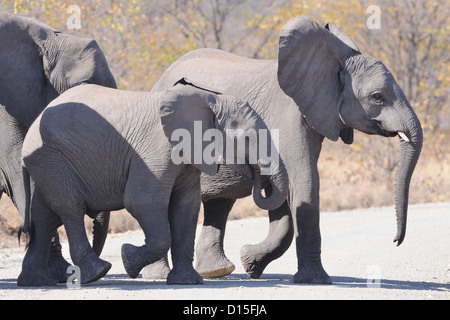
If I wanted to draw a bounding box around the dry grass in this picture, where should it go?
[1,131,448,247]
[0,196,24,247]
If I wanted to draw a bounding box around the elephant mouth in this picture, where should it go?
[364,124,397,138]
[370,120,399,138]
[382,131,399,138]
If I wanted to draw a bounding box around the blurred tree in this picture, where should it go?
[144,0,286,58]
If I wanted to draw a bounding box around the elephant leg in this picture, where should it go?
[18,196,61,287]
[62,212,111,284]
[240,200,294,279]
[291,160,331,284]
[166,183,203,285]
[121,201,172,279]
[194,198,236,278]
[141,256,171,280]
[48,231,71,283]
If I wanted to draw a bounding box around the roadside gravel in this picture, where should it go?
[0,203,449,300]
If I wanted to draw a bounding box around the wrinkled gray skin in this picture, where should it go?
[146,16,423,283]
[0,13,116,282]
[18,83,288,286]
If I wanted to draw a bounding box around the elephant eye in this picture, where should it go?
[371,92,384,105]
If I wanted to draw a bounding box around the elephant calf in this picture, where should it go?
[18,81,287,286]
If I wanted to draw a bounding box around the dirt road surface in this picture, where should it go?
[0,203,449,300]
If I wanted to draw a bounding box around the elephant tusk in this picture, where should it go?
[398,132,410,143]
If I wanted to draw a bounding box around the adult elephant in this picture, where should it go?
[146,16,423,283]
[0,13,116,281]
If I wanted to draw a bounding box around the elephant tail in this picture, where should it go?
[92,211,111,257]
[18,165,33,248]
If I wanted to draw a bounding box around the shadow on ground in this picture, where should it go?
[1,273,448,292]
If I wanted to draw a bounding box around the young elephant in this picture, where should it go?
[18,81,287,286]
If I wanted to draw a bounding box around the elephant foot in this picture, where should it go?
[122,243,151,279]
[167,266,203,285]
[142,257,171,279]
[293,263,332,284]
[240,244,271,279]
[48,253,71,283]
[17,267,57,287]
[77,251,111,284]
[195,243,235,278]
[197,262,235,278]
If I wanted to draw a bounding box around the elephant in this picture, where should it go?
[0,13,116,281]
[144,16,424,283]
[17,80,288,286]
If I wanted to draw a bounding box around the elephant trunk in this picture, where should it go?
[252,159,289,211]
[393,110,423,246]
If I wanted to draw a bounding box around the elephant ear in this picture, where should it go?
[36,33,117,94]
[339,121,354,145]
[160,80,260,177]
[159,81,225,176]
[278,15,356,141]
[326,22,359,143]
[0,14,51,127]
[325,22,361,54]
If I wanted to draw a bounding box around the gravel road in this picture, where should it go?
[0,203,449,300]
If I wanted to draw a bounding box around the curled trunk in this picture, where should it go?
[252,160,289,211]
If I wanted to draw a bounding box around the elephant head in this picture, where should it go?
[159,80,288,211]
[277,16,423,245]
[0,13,117,128]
